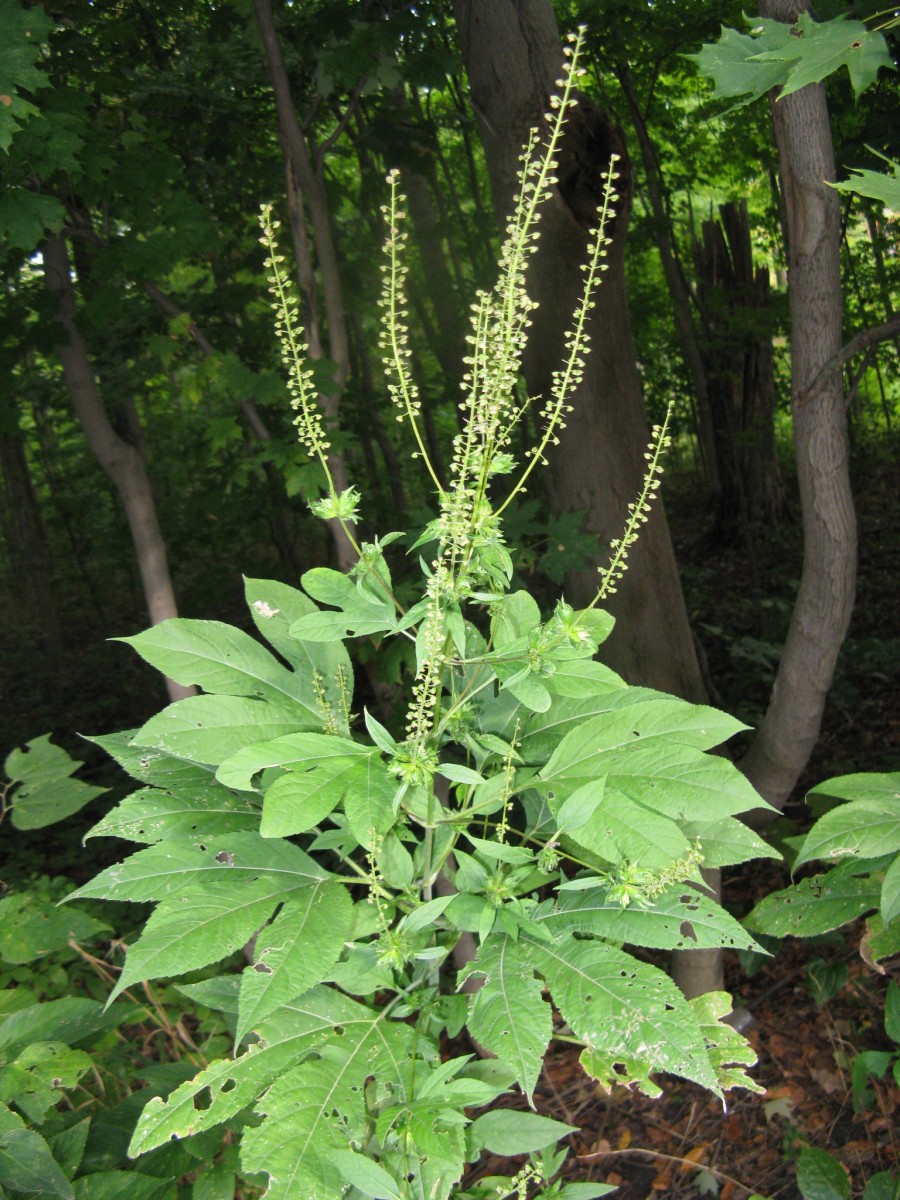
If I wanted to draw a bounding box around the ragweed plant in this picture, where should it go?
[66,28,776,1200]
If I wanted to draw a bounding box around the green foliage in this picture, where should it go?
[690,12,893,108]
[8,31,773,1199]
[746,771,899,963]
[0,0,54,152]
[2,737,106,831]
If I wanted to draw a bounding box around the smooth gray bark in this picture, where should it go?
[742,0,858,815]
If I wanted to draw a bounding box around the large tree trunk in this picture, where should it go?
[453,0,706,703]
[741,0,857,814]
[43,234,195,704]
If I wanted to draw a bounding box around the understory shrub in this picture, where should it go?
[2,32,782,1200]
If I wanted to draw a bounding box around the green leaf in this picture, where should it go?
[809,772,900,806]
[688,19,793,107]
[46,1118,89,1181]
[116,619,319,711]
[341,758,397,849]
[292,567,397,641]
[467,1110,577,1156]
[886,980,900,1046]
[527,933,719,1096]
[437,763,486,787]
[746,865,882,938]
[131,694,319,767]
[0,189,65,252]
[4,736,106,830]
[681,817,781,868]
[260,756,371,838]
[688,992,763,1094]
[69,832,327,904]
[236,882,352,1042]
[883,854,900,926]
[796,1145,850,1200]
[833,162,900,211]
[71,1173,172,1200]
[244,577,354,728]
[84,732,214,789]
[215,732,371,792]
[108,875,285,1002]
[794,799,900,870]
[554,784,691,869]
[0,892,109,965]
[85,783,257,845]
[537,883,766,954]
[0,1042,93,1123]
[465,934,551,1102]
[0,1125,74,1198]
[752,13,893,101]
[129,987,421,1155]
[0,999,124,1061]
[329,1150,402,1200]
[862,1174,899,1200]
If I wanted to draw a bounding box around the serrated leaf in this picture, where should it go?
[330,1150,402,1200]
[71,1172,172,1200]
[85,784,257,845]
[556,784,691,869]
[342,758,397,849]
[130,987,421,1154]
[465,934,551,1102]
[809,772,900,806]
[244,576,354,727]
[238,1006,425,1200]
[794,800,900,870]
[236,882,352,1041]
[69,832,326,904]
[681,817,781,868]
[746,865,882,937]
[527,933,719,1096]
[216,731,370,792]
[537,883,766,954]
[84,732,214,788]
[131,694,317,767]
[796,1145,851,1200]
[688,20,792,107]
[468,1110,577,1155]
[0,1126,73,1198]
[0,1042,93,1123]
[116,619,317,709]
[753,13,893,101]
[260,756,368,837]
[108,876,284,1002]
[293,566,397,641]
[833,163,900,210]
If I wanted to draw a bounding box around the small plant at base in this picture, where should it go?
[62,28,775,1200]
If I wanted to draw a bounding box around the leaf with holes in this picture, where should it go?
[464,933,552,1103]
[236,882,352,1042]
[85,784,257,845]
[537,883,766,954]
[746,863,882,938]
[526,933,720,1097]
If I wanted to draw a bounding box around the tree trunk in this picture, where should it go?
[741,0,857,814]
[252,0,358,574]
[42,234,195,704]
[453,0,706,703]
[693,201,783,547]
[615,63,719,495]
[0,428,64,657]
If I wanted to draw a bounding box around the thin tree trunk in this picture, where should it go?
[42,234,195,704]
[741,0,857,814]
[0,429,64,657]
[252,0,358,573]
[453,0,706,703]
[615,64,719,494]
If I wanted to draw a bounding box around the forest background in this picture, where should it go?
[0,0,899,1195]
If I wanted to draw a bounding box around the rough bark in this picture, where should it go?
[741,0,858,814]
[253,0,358,573]
[43,234,195,704]
[453,0,706,703]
